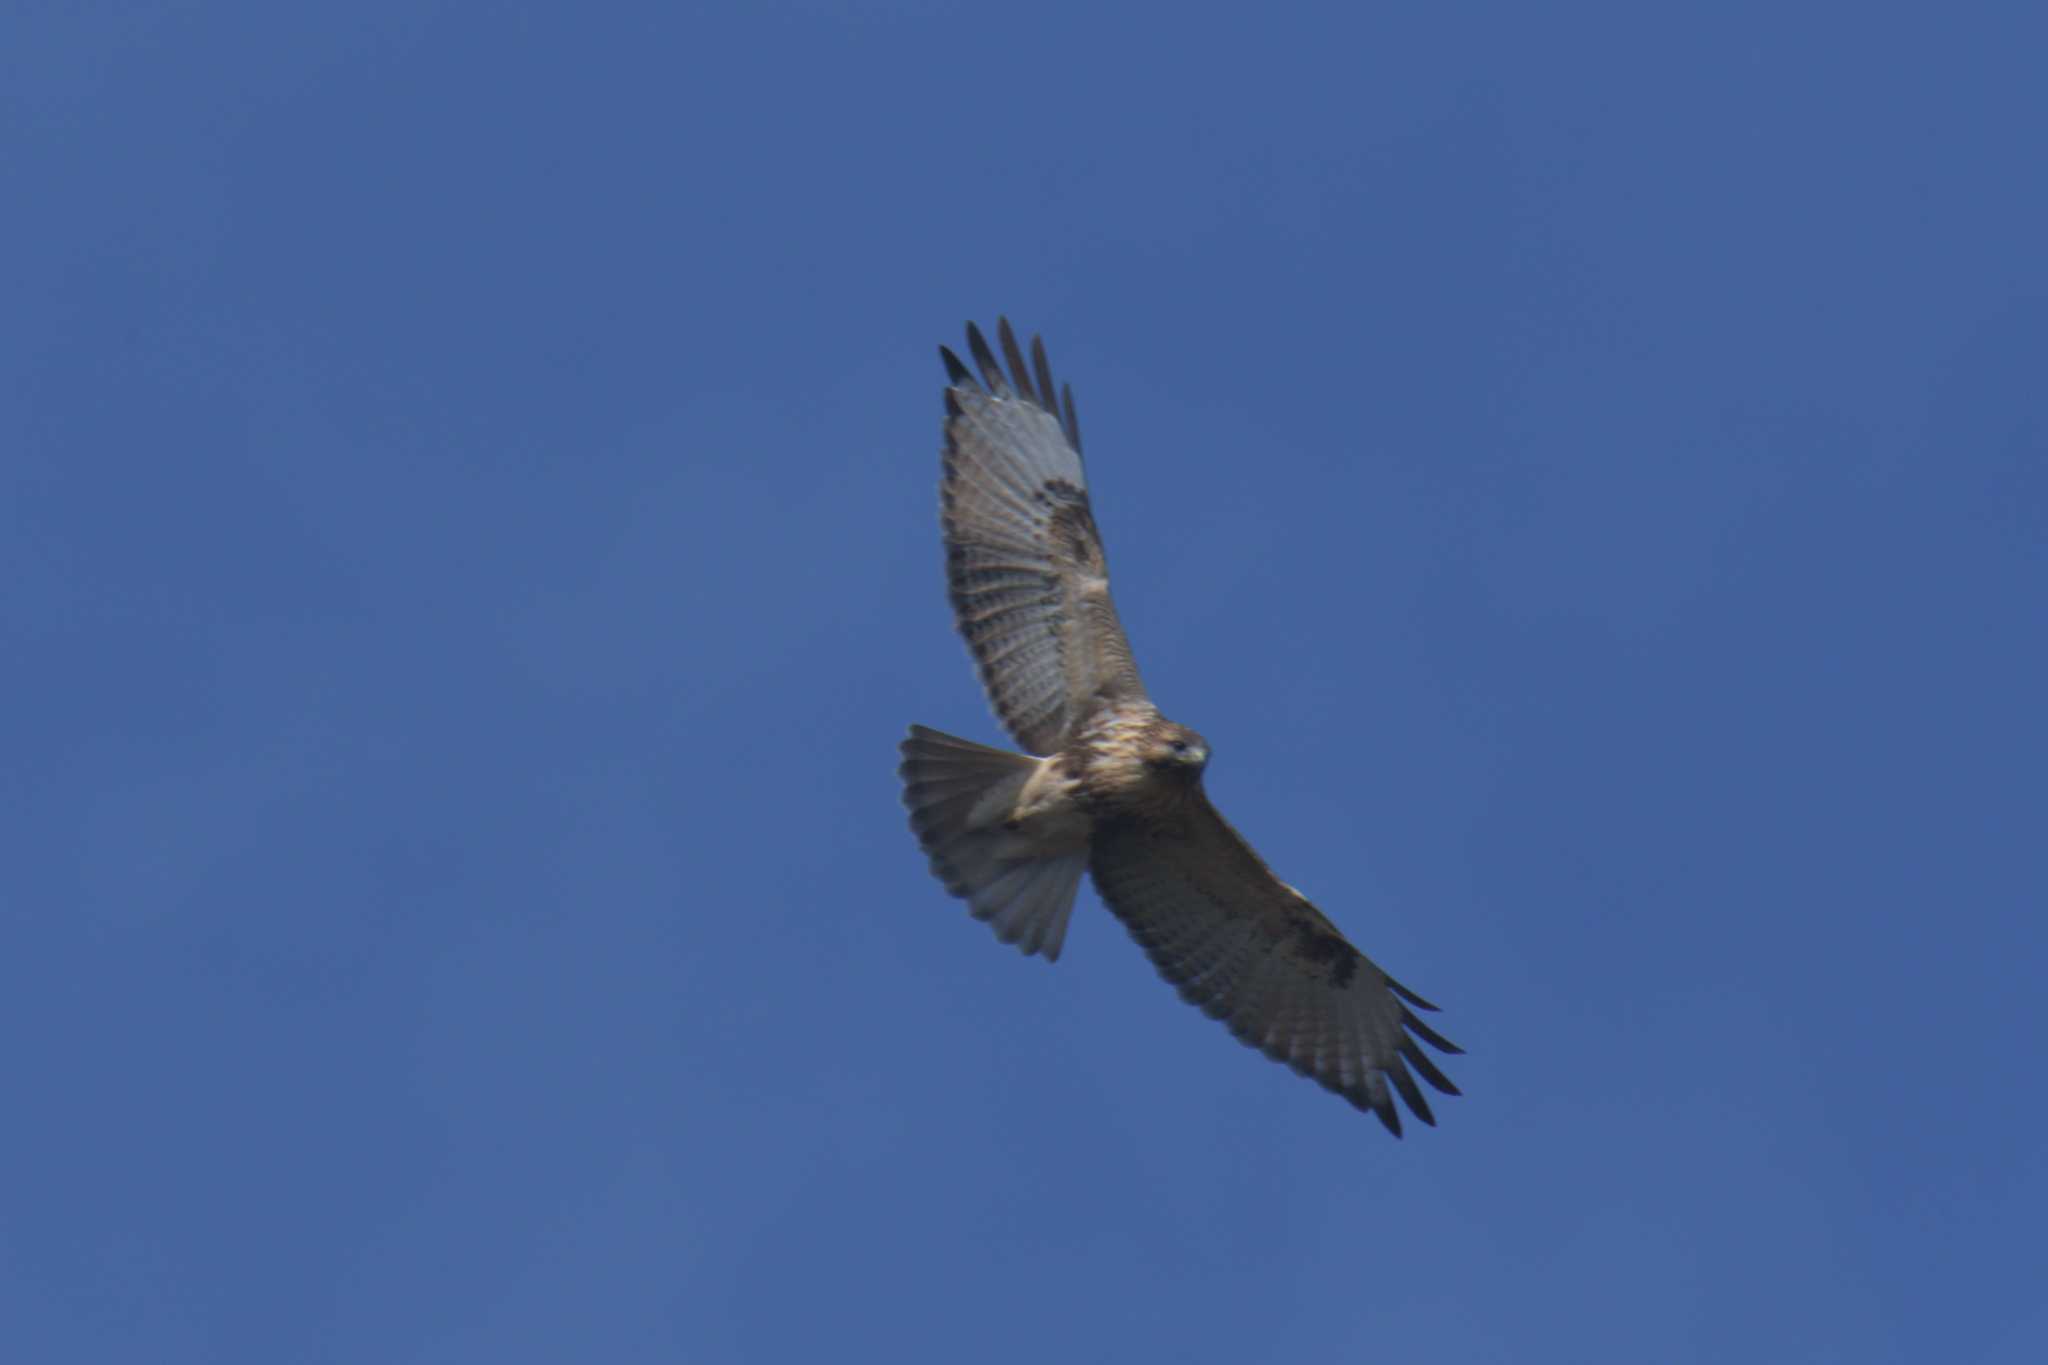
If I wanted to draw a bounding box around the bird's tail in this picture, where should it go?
[898,725,1087,961]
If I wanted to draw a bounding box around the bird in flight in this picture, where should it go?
[899,320,1461,1136]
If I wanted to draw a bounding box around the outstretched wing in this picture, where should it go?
[1088,798,1462,1136]
[938,319,1147,757]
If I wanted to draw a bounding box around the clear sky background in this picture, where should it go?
[7,3,2046,1361]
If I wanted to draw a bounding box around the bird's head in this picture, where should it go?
[1143,721,1210,779]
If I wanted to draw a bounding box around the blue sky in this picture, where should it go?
[7,2,2046,1360]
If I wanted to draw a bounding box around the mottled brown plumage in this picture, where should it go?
[900,320,1461,1136]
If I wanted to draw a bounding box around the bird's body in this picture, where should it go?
[900,320,1460,1136]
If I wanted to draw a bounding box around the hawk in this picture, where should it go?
[899,320,1461,1136]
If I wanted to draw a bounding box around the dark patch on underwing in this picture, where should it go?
[1294,925,1362,988]
[1036,477,1086,506]
[1047,499,1104,573]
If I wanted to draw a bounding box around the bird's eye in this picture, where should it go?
[1170,739,1188,752]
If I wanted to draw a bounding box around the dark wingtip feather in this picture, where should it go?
[1387,976,1442,1012]
[1371,1092,1404,1138]
[996,318,1036,404]
[1401,1007,1464,1056]
[1388,1062,1438,1126]
[946,320,1081,450]
[1030,335,1058,420]
[1399,1036,1462,1096]
[965,322,1006,393]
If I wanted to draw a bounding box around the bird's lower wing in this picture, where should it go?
[1087,798,1461,1136]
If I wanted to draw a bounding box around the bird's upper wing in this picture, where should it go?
[1088,797,1462,1136]
[938,319,1147,756]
